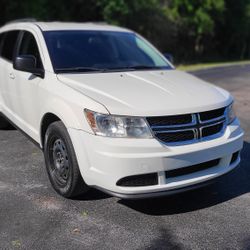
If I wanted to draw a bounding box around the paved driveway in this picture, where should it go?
[0,65,249,250]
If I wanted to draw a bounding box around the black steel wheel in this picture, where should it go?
[50,138,70,187]
[44,121,89,198]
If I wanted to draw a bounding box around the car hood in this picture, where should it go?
[57,70,232,116]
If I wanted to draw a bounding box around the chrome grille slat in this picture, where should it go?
[147,107,227,146]
[153,128,196,134]
[198,115,226,124]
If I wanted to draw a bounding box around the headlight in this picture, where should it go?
[227,103,236,124]
[84,109,153,138]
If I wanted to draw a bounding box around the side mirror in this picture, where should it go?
[13,55,44,78]
[163,53,174,64]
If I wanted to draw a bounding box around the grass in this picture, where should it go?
[177,60,250,71]
[80,210,88,217]
[11,240,21,248]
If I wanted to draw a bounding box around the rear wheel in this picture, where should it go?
[0,115,10,129]
[44,121,89,198]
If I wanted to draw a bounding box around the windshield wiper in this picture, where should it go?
[127,65,161,70]
[56,67,106,73]
[109,65,166,71]
[56,65,168,74]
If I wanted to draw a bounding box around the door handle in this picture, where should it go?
[9,73,15,79]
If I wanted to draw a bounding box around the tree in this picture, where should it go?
[217,0,250,60]
[162,0,225,61]
[0,0,250,62]
[96,0,176,52]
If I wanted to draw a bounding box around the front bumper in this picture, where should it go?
[94,166,239,199]
[68,119,244,197]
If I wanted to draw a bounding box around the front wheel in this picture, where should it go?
[44,121,89,198]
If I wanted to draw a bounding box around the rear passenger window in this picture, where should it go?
[1,31,19,61]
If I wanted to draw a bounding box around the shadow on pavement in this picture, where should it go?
[1,124,16,130]
[118,141,250,215]
[74,188,111,201]
[141,227,184,250]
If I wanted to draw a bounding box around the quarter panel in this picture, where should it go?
[38,72,109,145]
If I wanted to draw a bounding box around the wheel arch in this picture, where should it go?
[40,112,62,148]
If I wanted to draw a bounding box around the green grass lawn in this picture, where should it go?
[177,60,250,71]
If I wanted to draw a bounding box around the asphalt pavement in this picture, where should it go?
[0,65,250,250]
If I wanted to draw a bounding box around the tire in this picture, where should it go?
[0,115,10,129]
[44,121,89,198]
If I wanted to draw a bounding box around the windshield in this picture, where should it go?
[43,30,172,73]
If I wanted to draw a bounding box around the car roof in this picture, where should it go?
[1,21,132,33]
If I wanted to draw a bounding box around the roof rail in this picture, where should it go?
[6,18,37,25]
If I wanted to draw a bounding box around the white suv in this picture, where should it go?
[0,20,244,199]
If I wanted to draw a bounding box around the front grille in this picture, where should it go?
[147,107,227,145]
[166,159,220,178]
[116,173,158,187]
[147,114,193,126]
[199,107,226,122]
[202,123,224,137]
[156,130,195,143]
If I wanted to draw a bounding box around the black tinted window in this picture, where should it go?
[44,31,170,72]
[1,31,19,61]
[18,31,42,68]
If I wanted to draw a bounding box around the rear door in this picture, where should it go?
[0,30,20,113]
[0,32,5,109]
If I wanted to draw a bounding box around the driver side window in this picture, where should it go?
[18,31,43,69]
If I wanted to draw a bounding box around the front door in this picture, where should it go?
[10,30,44,141]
